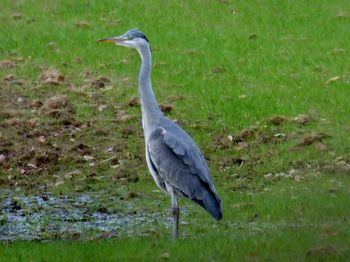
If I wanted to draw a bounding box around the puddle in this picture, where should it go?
[0,190,170,241]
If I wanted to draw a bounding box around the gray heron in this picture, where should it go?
[98,29,222,240]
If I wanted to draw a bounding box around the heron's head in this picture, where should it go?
[98,29,150,51]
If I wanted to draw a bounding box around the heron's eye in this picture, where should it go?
[127,35,134,40]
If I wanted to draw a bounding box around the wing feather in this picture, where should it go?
[161,127,217,193]
[147,126,222,220]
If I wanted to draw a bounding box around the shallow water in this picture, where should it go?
[0,190,170,241]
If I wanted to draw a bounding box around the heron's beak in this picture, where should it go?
[97,36,126,44]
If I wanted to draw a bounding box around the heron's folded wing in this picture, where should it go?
[148,127,219,198]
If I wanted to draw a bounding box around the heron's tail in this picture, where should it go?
[192,186,222,221]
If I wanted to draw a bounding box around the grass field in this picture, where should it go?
[1,0,350,261]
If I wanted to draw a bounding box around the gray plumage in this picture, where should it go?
[148,125,222,220]
[98,29,222,239]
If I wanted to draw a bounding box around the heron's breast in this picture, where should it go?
[145,146,168,194]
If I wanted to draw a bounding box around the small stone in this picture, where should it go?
[288,169,297,175]
[294,175,303,182]
[325,76,340,85]
[160,253,170,260]
[0,154,6,163]
[274,133,286,138]
[98,104,108,111]
[264,173,273,179]
[83,155,94,161]
[106,147,114,153]
[276,172,287,178]
[27,163,38,169]
[36,135,46,144]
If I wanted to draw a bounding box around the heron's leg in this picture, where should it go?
[171,191,179,240]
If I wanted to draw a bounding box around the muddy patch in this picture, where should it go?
[43,95,75,118]
[0,85,146,190]
[321,157,350,174]
[298,132,330,146]
[214,114,328,151]
[40,68,65,85]
[0,190,170,241]
[90,76,110,89]
[0,60,16,68]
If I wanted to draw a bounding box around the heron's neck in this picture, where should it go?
[138,45,162,132]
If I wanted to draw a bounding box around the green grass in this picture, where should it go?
[1,228,348,262]
[1,179,350,260]
[1,0,350,261]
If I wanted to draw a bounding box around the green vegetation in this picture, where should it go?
[1,0,349,260]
